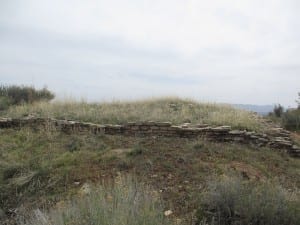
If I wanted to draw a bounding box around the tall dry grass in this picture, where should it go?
[18,176,172,225]
[2,97,262,131]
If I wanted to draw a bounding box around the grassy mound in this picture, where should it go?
[1,97,262,131]
[1,97,298,224]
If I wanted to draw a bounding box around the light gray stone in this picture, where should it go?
[229,130,246,135]
[212,126,231,132]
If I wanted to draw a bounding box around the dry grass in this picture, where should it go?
[1,97,262,131]
[19,176,172,225]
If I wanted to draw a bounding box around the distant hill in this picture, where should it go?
[232,104,273,115]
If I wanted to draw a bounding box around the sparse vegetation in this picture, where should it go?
[19,176,171,225]
[1,97,262,131]
[0,127,299,224]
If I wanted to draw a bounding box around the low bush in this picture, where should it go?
[0,96,11,111]
[19,176,171,225]
[282,109,300,131]
[196,177,299,225]
[273,104,284,117]
[0,85,54,109]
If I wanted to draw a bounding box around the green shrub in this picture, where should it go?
[0,97,11,111]
[19,176,171,225]
[196,177,299,225]
[0,85,54,108]
[282,109,300,131]
[273,104,284,117]
[2,164,23,180]
[127,145,145,157]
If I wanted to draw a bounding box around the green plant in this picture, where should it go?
[282,109,300,131]
[0,84,54,107]
[196,177,300,225]
[2,164,23,180]
[127,145,145,157]
[273,104,284,117]
[193,143,204,151]
[65,137,82,152]
[0,96,11,111]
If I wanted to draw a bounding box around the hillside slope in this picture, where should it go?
[0,98,299,225]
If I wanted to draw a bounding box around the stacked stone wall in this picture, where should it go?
[0,117,299,157]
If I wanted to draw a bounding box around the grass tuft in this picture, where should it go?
[19,176,172,225]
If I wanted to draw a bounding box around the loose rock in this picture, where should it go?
[164,210,173,216]
[79,183,91,196]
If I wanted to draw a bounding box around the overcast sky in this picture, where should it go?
[0,0,299,106]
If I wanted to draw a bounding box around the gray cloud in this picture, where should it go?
[0,0,299,106]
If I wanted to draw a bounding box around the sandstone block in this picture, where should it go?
[229,130,246,135]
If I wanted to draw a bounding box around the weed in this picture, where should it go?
[116,159,132,171]
[65,138,82,152]
[193,143,204,151]
[2,164,22,180]
[127,145,145,157]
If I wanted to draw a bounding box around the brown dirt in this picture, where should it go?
[229,162,265,181]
